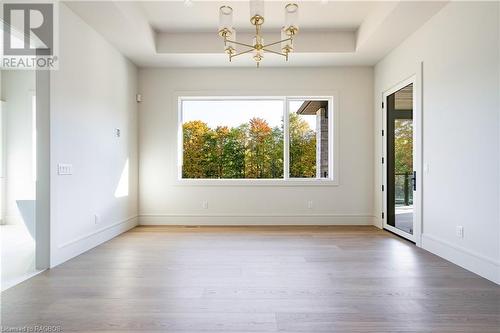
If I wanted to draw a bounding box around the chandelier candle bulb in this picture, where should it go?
[250,0,265,22]
[253,35,264,47]
[218,6,233,36]
[285,3,299,35]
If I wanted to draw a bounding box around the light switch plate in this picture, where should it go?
[58,163,73,175]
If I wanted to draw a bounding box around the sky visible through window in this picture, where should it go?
[289,101,317,130]
[182,99,317,129]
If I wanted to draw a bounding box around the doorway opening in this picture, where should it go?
[0,70,50,291]
[384,82,416,242]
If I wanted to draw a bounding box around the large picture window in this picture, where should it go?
[179,96,335,182]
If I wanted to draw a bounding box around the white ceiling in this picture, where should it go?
[64,1,448,68]
[141,1,378,32]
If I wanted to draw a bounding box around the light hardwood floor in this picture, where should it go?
[1,226,499,332]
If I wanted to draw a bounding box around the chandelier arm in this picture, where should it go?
[262,48,287,57]
[225,39,255,49]
[262,38,292,49]
[230,48,255,59]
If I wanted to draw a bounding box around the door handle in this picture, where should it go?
[412,171,416,191]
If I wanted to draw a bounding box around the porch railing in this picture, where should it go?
[395,172,413,206]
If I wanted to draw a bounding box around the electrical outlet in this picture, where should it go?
[307,200,313,209]
[456,226,464,239]
[202,201,208,209]
[94,214,100,225]
[58,163,73,175]
[115,128,121,138]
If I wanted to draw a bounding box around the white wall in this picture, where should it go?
[138,67,374,225]
[50,4,139,267]
[374,2,500,283]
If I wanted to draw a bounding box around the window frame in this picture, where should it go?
[177,94,338,186]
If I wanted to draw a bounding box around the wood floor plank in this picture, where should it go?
[1,226,499,332]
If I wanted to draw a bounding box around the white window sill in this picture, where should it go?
[175,179,339,187]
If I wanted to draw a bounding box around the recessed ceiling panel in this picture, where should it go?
[140,1,379,32]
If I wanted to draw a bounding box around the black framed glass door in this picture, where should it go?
[386,84,414,238]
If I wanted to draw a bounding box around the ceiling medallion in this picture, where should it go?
[218,0,299,67]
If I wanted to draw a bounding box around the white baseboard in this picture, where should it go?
[51,215,138,267]
[139,214,375,226]
[1,269,45,292]
[372,217,383,229]
[422,233,500,285]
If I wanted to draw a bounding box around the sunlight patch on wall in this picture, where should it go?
[114,159,129,198]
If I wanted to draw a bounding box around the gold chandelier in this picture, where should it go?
[218,0,299,67]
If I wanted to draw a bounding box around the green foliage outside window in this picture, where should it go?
[394,119,413,205]
[394,119,413,174]
[289,113,316,178]
[182,113,316,179]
